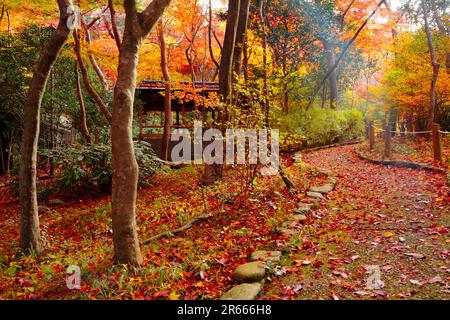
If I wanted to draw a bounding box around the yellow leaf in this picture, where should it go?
[168,291,180,300]
[383,231,395,238]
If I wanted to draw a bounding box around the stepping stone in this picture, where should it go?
[309,184,334,194]
[293,153,302,163]
[282,221,297,228]
[49,198,64,205]
[317,168,333,176]
[289,214,307,222]
[277,228,297,236]
[294,203,313,215]
[306,191,324,199]
[249,250,282,263]
[221,283,262,300]
[326,177,339,185]
[232,261,266,283]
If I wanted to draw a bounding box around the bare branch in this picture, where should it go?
[73,30,112,124]
[108,0,122,48]
[306,0,385,110]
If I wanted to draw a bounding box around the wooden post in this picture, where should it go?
[399,121,406,144]
[432,123,442,163]
[369,121,375,150]
[384,119,392,159]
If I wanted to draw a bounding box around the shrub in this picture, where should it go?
[278,105,365,148]
[38,142,162,197]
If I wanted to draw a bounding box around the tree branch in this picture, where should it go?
[142,213,213,244]
[306,0,385,110]
[108,0,122,48]
[81,19,109,91]
[73,30,112,124]
[340,0,356,32]
[139,0,172,36]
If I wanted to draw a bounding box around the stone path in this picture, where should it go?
[220,153,339,300]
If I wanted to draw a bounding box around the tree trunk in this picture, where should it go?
[323,40,338,109]
[383,119,392,159]
[75,60,92,144]
[423,1,439,130]
[111,0,172,265]
[260,0,269,124]
[19,0,74,255]
[243,39,249,82]
[282,58,289,114]
[112,31,142,266]
[6,131,13,176]
[201,0,240,186]
[389,107,397,137]
[208,0,220,80]
[232,0,250,81]
[306,0,385,110]
[218,0,240,103]
[158,21,172,161]
[429,0,449,72]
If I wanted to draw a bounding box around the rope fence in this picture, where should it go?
[370,125,432,135]
[368,122,449,164]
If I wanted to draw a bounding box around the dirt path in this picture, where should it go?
[263,144,449,299]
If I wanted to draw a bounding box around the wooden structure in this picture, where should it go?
[432,123,442,163]
[135,80,219,159]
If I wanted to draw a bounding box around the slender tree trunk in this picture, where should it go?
[218,0,240,103]
[158,21,172,161]
[243,39,249,82]
[306,0,385,110]
[201,0,240,186]
[323,40,338,109]
[0,136,5,175]
[0,1,4,27]
[75,60,92,143]
[282,58,289,114]
[232,0,250,81]
[111,0,171,265]
[423,1,439,130]
[208,0,220,80]
[260,0,269,124]
[6,8,10,35]
[5,131,13,176]
[429,0,449,72]
[19,0,74,255]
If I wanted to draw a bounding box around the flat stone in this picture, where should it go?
[232,261,266,283]
[289,214,307,222]
[309,184,334,194]
[293,153,302,163]
[49,198,64,205]
[221,283,262,300]
[278,228,297,236]
[317,168,333,176]
[294,203,313,215]
[249,250,282,263]
[326,177,339,185]
[306,191,324,199]
[282,221,297,228]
